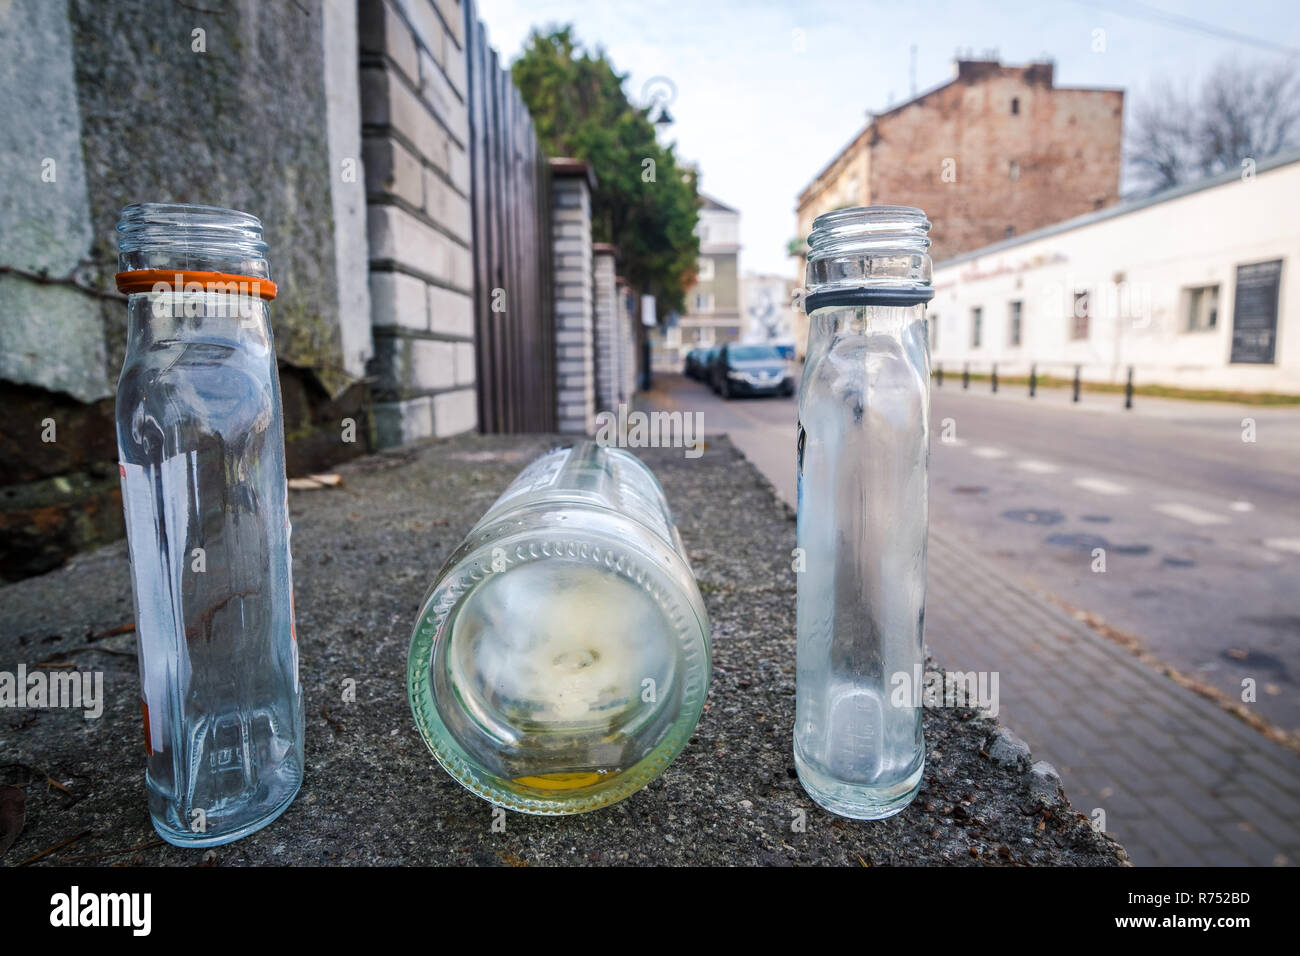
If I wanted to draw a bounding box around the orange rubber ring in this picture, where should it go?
[115,269,277,300]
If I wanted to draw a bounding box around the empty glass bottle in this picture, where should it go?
[408,442,711,814]
[794,205,934,819]
[115,202,303,846]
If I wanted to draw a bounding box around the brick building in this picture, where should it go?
[795,59,1124,266]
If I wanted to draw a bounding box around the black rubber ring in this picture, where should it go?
[804,287,935,312]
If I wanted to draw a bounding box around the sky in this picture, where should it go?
[475,0,1300,276]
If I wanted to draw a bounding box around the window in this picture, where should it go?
[693,293,715,314]
[929,313,939,352]
[1184,284,1220,332]
[1008,300,1023,347]
[971,307,983,348]
[698,224,710,243]
[697,257,715,282]
[1071,291,1090,340]
[1008,159,1019,182]
[1004,225,1015,239]
[1011,97,1020,115]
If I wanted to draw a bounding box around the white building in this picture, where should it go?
[741,272,797,347]
[652,194,742,370]
[928,149,1300,394]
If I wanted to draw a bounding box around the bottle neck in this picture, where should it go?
[117,203,273,352]
[126,294,271,351]
[807,302,928,343]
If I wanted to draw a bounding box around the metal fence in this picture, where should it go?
[934,360,1136,409]
[465,0,555,433]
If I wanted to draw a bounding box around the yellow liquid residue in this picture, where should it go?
[512,770,613,791]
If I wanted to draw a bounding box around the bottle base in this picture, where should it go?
[794,749,923,820]
[149,778,302,849]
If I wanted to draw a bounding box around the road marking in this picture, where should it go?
[1073,477,1128,495]
[1017,459,1060,474]
[972,446,1006,459]
[1229,501,1255,512]
[1264,538,1300,554]
[1153,503,1230,526]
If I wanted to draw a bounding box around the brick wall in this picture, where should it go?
[592,244,619,412]
[796,60,1124,264]
[870,63,1123,260]
[552,164,595,433]
[360,0,478,445]
[618,280,638,403]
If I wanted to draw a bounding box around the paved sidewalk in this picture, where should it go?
[667,377,1300,867]
[927,529,1300,866]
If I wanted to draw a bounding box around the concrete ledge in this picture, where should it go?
[0,435,1125,865]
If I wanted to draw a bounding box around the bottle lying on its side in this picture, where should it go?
[408,441,712,814]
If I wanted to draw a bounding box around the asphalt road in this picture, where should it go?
[642,371,1300,733]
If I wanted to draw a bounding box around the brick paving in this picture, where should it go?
[926,530,1300,866]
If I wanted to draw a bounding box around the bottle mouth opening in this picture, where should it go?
[805,205,933,298]
[117,202,269,276]
[806,205,931,260]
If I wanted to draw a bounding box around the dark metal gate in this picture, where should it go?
[465,0,555,433]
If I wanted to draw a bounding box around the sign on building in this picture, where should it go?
[1229,259,1283,365]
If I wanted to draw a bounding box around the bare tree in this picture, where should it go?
[1127,80,1198,193]
[1127,57,1300,194]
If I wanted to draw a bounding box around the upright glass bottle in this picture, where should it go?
[409,441,711,814]
[115,202,303,846]
[794,206,933,820]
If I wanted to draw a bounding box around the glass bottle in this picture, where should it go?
[794,205,934,819]
[115,202,303,846]
[408,441,711,814]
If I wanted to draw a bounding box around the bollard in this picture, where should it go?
[1125,366,1134,410]
[962,363,969,390]
[1029,363,1037,398]
[936,362,943,387]
[991,363,998,393]
[1072,365,1081,403]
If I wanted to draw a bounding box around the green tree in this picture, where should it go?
[512,26,699,315]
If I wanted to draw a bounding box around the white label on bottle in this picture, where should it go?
[284,481,299,695]
[119,459,178,756]
[490,446,572,511]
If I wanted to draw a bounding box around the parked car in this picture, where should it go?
[711,343,794,399]
[683,347,705,380]
[698,345,722,386]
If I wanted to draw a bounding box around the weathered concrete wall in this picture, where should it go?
[552,167,595,433]
[0,0,102,403]
[361,0,477,446]
[0,0,373,579]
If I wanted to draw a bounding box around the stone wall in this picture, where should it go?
[0,0,373,579]
[360,0,477,445]
[552,163,595,434]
